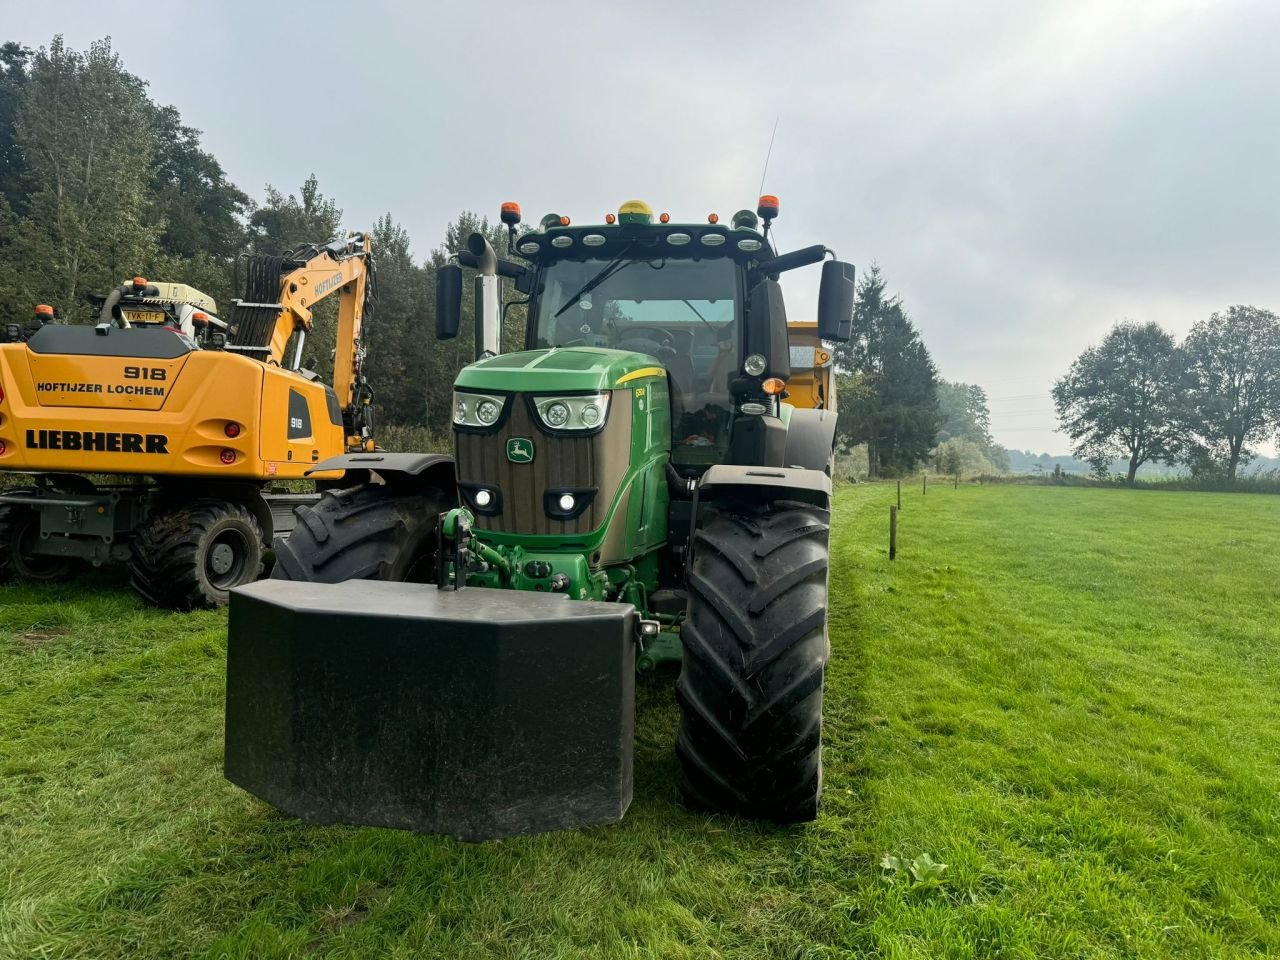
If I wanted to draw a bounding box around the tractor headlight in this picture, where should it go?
[453,391,507,428]
[744,353,768,376]
[533,393,611,432]
[476,399,501,425]
[544,401,570,427]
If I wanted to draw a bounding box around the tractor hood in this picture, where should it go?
[454,347,665,394]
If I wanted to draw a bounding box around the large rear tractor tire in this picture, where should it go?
[129,500,265,610]
[676,498,831,823]
[271,483,448,584]
[0,494,78,583]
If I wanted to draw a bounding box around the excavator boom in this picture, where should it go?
[232,234,375,449]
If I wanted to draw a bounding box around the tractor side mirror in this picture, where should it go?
[817,260,855,342]
[436,264,463,340]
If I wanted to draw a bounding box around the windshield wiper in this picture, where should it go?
[680,299,715,331]
[553,244,639,318]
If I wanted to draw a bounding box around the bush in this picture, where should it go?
[377,424,451,454]
[973,470,1280,494]
[932,438,998,478]
[832,442,869,484]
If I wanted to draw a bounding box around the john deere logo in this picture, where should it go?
[507,437,534,463]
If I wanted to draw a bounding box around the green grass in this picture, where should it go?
[1,485,1277,958]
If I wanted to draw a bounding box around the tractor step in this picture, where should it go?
[224,580,636,841]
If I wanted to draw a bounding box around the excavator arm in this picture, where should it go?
[232,234,375,450]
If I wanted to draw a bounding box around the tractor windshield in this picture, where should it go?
[532,255,741,464]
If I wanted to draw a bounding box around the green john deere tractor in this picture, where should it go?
[224,197,855,840]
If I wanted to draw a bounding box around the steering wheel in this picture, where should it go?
[617,331,677,358]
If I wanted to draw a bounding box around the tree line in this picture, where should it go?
[1,34,959,471]
[1052,311,1280,482]
[0,36,513,432]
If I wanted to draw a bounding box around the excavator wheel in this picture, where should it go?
[271,483,448,584]
[676,497,831,823]
[0,492,77,583]
[128,500,265,610]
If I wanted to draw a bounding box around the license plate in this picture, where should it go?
[122,309,166,324]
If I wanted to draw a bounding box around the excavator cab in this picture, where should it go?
[86,279,227,347]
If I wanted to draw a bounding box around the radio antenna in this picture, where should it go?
[757,116,779,197]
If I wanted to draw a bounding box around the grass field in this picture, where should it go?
[1,484,1278,959]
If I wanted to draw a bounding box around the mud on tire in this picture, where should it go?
[129,499,265,610]
[271,483,448,584]
[676,498,831,823]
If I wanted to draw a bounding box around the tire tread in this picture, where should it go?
[676,498,830,823]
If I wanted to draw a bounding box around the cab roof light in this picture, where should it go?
[500,201,522,225]
[731,209,759,230]
[659,212,670,223]
[34,304,54,317]
[559,215,570,226]
[707,212,719,224]
[605,213,617,224]
[539,213,562,230]
[132,276,147,287]
[618,200,653,225]
[758,195,780,220]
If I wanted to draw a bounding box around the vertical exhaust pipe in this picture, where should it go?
[467,233,501,361]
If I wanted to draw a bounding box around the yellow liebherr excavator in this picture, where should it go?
[0,233,376,608]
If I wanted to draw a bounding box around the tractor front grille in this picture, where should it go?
[454,394,632,537]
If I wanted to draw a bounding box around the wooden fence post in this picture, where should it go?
[922,474,927,496]
[897,479,902,510]
[889,505,898,560]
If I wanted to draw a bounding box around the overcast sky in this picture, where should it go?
[10,1,1279,454]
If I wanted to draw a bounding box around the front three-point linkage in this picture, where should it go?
[436,507,512,589]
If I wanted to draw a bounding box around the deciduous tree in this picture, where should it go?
[1177,305,1280,480]
[12,37,159,317]
[148,104,250,261]
[1052,321,1182,483]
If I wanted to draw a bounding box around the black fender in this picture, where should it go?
[307,452,457,493]
[783,407,838,474]
[694,463,831,511]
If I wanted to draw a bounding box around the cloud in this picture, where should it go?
[10,0,1278,453]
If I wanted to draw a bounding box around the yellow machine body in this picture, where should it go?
[0,345,345,480]
[0,235,373,608]
[785,321,836,412]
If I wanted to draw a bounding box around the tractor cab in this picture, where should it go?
[439,198,854,472]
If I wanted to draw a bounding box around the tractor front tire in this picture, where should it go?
[676,498,831,823]
[271,483,447,584]
[0,493,77,583]
[129,500,265,610]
